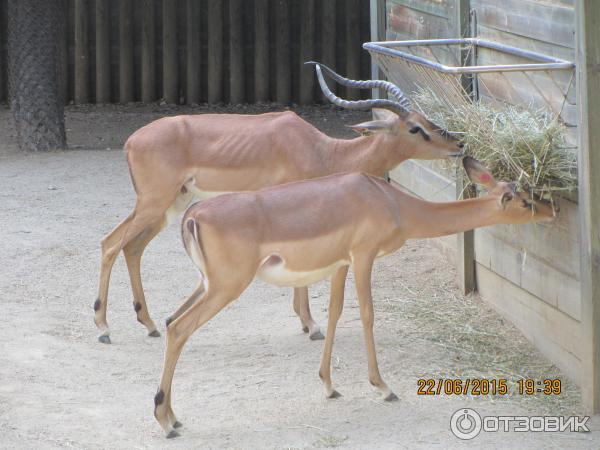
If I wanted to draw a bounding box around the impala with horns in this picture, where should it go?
[94,63,464,344]
[154,157,555,437]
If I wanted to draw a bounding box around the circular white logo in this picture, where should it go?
[450,408,482,440]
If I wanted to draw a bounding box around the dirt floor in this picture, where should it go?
[1,103,599,449]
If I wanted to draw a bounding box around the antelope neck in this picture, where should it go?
[399,195,501,239]
[326,133,411,176]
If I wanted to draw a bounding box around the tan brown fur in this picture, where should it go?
[94,109,462,342]
[154,158,555,436]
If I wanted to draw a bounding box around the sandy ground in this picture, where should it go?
[0,104,599,449]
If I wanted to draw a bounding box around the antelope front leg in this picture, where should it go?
[318,266,349,398]
[354,255,397,402]
[293,287,324,340]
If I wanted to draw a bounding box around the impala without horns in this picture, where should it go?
[94,62,464,344]
[154,157,556,437]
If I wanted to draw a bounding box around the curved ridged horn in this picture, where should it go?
[305,61,412,112]
[310,64,409,116]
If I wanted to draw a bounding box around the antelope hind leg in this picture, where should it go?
[293,286,324,340]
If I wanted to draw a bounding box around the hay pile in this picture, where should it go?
[413,89,577,200]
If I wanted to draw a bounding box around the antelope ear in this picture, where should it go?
[499,191,514,209]
[372,108,396,121]
[463,156,497,189]
[348,120,391,135]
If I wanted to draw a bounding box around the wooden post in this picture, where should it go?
[141,0,156,102]
[119,0,134,103]
[58,0,69,105]
[229,0,245,103]
[344,1,361,100]
[95,0,111,103]
[74,0,89,104]
[320,0,336,101]
[163,0,178,103]
[0,0,6,103]
[275,0,291,104]
[186,0,200,104]
[254,0,269,102]
[344,0,361,100]
[369,0,385,99]
[576,0,600,413]
[455,0,476,295]
[298,0,314,104]
[207,0,223,103]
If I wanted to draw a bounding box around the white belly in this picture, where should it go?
[187,183,229,200]
[256,256,349,287]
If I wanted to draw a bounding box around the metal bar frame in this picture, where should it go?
[364,38,574,74]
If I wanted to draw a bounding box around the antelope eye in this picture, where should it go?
[409,126,431,141]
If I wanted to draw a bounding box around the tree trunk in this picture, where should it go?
[7,0,66,151]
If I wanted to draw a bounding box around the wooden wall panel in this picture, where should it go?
[386,1,455,40]
[381,0,582,385]
[472,0,575,50]
[477,264,582,385]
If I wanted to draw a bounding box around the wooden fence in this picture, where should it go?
[0,0,372,105]
[377,0,584,388]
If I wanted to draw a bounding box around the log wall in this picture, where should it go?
[0,0,372,104]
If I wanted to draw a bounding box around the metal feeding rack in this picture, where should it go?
[363,38,579,199]
[363,38,575,125]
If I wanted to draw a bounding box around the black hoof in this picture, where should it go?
[302,326,309,333]
[384,392,399,402]
[173,420,183,429]
[166,430,180,439]
[328,390,342,399]
[98,335,111,344]
[148,330,161,338]
[309,330,325,341]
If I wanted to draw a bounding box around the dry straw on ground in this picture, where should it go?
[413,89,577,201]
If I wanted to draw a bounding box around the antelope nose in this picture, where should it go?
[457,142,465,148]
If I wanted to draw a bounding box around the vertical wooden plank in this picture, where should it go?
[345,0,361,100]
[576,0,600,413]
[119,0,134,103]
[254,0,269,102]
[319,0,336,101]
[275,0,291,104]
[186,0,200,104]
[141,0,155,102]
[162,0,178,103]
[229,0,244,103]
[455,0,476,295]
[299,0,314,104]
[95,0,111,103]
[207,0,223,103]
[58,0,69,104]
[74,0,89,103]
[369,0,385,98]
[0,0,6,102]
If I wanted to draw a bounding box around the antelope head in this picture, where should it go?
[307,62,464,160]
[463,156,556,224]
